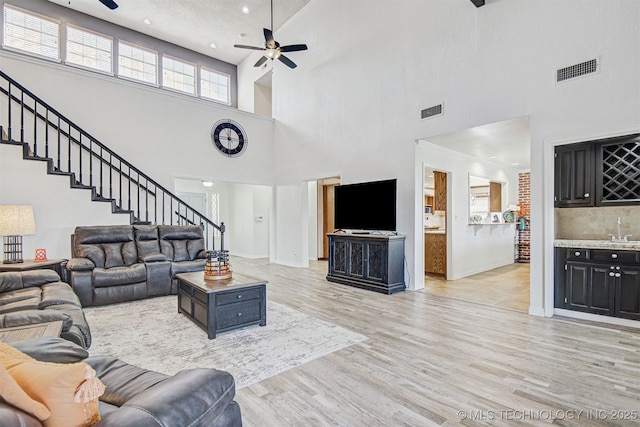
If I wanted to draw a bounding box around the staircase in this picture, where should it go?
[0,70,224,250]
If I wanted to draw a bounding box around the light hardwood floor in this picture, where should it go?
[232,257,640,427]
[422,263,530,313]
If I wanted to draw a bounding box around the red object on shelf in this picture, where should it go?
[34,248,47,262]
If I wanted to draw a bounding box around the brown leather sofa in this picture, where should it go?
[66,224,209,307]
[0,337,242,426]
[0,270,91,348]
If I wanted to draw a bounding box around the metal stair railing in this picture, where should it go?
[0,70,224,250]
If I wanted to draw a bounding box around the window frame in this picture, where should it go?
[162,53,196,96]
[65,23,113,75]
[2,4,60,62]
[117,40,159,86]
[200,66,231,105]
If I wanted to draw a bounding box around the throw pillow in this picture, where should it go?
[0,364,51,421]
[0,342,105,427]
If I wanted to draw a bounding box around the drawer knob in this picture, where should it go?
[609,272,615,277]
[237,294,242,299]
[574,251,581,257]
[611,253,618,259]
[616,266,621,270]
[584,193,590,197]
[615,273,621,278]
[237,312,242,316]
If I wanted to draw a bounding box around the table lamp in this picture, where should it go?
[0,205,36,264]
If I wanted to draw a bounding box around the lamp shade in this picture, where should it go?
[0,205,36,236]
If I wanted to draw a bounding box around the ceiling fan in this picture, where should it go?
[234,0,308,69]
[98,0,118,10]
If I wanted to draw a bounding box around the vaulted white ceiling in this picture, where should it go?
[47,0,310,65]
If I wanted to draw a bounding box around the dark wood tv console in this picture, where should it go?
[326,233,405,294]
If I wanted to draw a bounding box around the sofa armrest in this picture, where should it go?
[198,250,211,260]
[11,336,88,363]
[93,366,237,427]
[66,258,95,271]
[140,253,167,263]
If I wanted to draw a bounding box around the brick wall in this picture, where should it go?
[518,172,531,262]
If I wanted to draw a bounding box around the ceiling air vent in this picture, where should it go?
[421,104,443,120]
[556,58,599,83]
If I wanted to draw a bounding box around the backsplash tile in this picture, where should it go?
[555,206,640,240]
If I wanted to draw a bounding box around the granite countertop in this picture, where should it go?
[554,239,640,250]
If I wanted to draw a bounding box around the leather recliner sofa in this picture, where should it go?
[67,224,209,307]
[0,270,91,348]
[0,337,242,426]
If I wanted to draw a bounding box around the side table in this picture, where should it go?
[0,259,67,282]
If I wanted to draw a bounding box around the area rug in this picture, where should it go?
[84,296,367,389]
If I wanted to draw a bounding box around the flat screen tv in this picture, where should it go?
[334,179,397,232]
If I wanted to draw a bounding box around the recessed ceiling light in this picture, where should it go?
[209,43,217,49]
[241,6,250,13]
[512,162,520,166]
[143,18,152,25]
[202,181,214,187]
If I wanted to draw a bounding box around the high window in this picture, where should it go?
[66,25,112,73]
[162,55,195,94]
[118,41,157,85]
[3,5,59,60]
[201,67,230,104]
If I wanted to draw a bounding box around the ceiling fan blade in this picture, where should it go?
[98,0,119,10]
[278,54,297,69]
[264,28,276,48]
[280,44,308,53]
[234,44,265,51]
[254,56,268,67]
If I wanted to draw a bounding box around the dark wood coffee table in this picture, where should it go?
[176,271,267,339]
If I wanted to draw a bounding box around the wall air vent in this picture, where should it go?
[421,104,443,120]
[556,58,599,83]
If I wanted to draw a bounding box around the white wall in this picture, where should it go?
[0,144,128,259]
[0,50,275,259]
[237,0,640,312]
[417,142,519,281]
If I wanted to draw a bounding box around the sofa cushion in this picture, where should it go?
[0,288,41,314]
[74,226,137,268]
[159,225,205,262]
[0,309,73,331]
[93,264,146,288]
[0,271,61,293]
[134,225,161,260]
[39,283,82,308]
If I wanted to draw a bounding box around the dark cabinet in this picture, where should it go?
[554,133,640,207]
[327,233,405,294]
[554,143,594,207]
[555,247,640,320]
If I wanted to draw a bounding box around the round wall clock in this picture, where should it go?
[211,119,248,157]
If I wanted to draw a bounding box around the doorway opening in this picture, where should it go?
[174,178,272,259]
[307,176,340,262]
[419,117,531,312]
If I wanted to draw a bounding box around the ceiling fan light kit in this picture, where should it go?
[234,0,308,69]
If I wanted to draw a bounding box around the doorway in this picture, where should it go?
[307,176,340,261]
[418,117,531,312]
[423,168,448,278]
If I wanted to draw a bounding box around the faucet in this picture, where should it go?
[608,217,632,242]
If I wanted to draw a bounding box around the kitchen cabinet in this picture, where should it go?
[555,247,640,320]
[554,142,594,207]
[554,133,640,207]
[433,171,447,211]
[425,232,446,275]
[327,233,405,294]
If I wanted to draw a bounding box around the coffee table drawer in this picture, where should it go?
[216,288,261,306]
[216,301,262,330]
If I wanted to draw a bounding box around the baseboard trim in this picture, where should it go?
[554,308,640,329]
